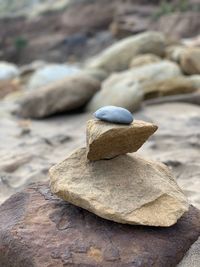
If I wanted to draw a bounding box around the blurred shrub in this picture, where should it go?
[152,0,199,20]
[14,36,28,51]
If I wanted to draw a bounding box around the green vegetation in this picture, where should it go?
[14,36,28,51]
[152,0,199,20]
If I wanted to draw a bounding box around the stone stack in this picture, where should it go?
[50,106,189,227]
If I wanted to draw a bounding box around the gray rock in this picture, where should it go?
[0,62,19,81]
[27,64,81,90]
[94,106,133,124]
[178,237,200,267]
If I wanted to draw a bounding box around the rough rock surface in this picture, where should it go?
[178,237,200,267]
[86,31,165,72]
[17,74,100,118]
[0,184,199,267]
[143,77,197,99]
[50,147,188,226]
[86,119,157,160]
[180,48,200,75]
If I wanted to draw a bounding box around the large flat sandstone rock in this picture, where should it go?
[50,148,189,227]
[86,119,158,160]
[0,183,199,267]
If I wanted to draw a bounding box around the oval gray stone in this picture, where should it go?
[94,106,133,124]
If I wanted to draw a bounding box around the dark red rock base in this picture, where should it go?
[0,183,200,267]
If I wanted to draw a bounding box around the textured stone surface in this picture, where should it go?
[180,48,200,75]
[0,183,199,267]
[178,237,200,267]
[143,77,197,99]
[86,119,157,160]
[94,106,133,124]
[50,147,188,226]
[86,31,165,72]
[17,74,100,118]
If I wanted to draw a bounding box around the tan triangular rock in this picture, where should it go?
[86,119,158,160]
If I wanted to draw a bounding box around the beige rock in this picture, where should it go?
[180,48,200,74]
[86,31,165,73]
[143,77,197,99]
[189,75,200,90]
[50,147,189,227]
[17,74,100,118]
[130,54,161,68]
[86,119,158,160]
[86,75,143,112]
[87,61,181,112]
[165,45,186,64]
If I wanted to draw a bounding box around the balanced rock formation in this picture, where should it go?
[50,147,188,227]
[0,183,199,267]
[50,106,189,227]
[86,119,157,160]
[17,74,100,118]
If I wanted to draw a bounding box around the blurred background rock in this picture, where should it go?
[0,0,199,64]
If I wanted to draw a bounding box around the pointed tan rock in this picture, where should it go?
[86,119,158,160]
[50,148,189,227]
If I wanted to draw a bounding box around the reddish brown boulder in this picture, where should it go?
[0,183,200,267]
